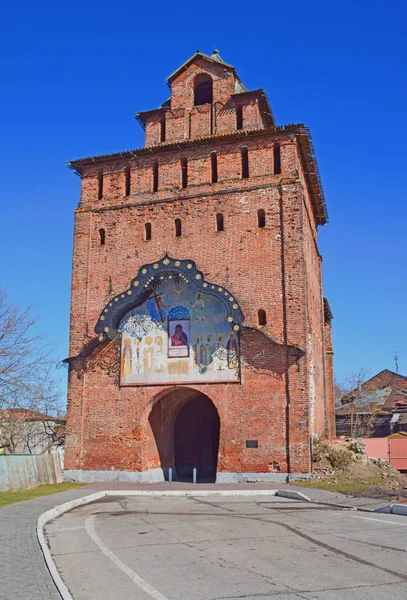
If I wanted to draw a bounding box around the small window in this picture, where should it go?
[124,167,130,196]
[160,117,166,142]
[99,228,105,245]
[273,144,281,175]
[97,170,103,200]
[211,151,218,183]
[175,218,182,237]
[257,209,266,228]
[145,222,151,241]
[181,157,188,188]
[241,146,249,179]
[236,106,243,130]
[258,309,267,326]
[152,161,159,192]
[216,213,224,232]
[194,74,213,106]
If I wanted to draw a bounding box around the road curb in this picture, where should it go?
[37,491,105,600]
[374,503,407,516]
[275,489,311,502]
[37,487,311,599]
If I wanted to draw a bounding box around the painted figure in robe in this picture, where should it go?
[190,293,206,321]
[154,336,165,372]
[143,336,154,371]
[133,338,143,373]
[226,332,238,369]
[203,334,216,366]
[122,338,133,374]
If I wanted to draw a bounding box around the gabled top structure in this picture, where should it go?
[136,49,275,147]
[166,49,247,92]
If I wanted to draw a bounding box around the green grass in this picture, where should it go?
[0,482,87,508]
[295,476,385,494]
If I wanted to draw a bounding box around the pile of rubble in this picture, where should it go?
[312,437,393,477]
[310,437,407,500]
[311,437,365,478]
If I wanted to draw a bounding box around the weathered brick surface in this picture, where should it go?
[65,52,334,478]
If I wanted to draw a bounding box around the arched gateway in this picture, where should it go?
[147,388,220,482]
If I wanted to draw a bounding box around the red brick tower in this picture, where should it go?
[65,50,335,483]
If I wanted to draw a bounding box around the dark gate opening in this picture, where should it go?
[174,395,220,482]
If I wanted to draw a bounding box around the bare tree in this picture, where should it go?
[338,367,371,402]
[0,287,63,454]
[336,367,382,437]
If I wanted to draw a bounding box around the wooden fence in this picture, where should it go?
[363,437,407,471]
[0,454,62,492]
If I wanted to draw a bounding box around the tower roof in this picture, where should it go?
[166,49,246,93]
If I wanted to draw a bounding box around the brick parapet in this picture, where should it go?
[77,135,297,211]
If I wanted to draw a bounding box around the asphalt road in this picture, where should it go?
[45,495,407,600]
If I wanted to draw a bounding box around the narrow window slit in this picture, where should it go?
[124,167,130,196]
[97,170,103,200]
[175,218,182,237]
[152,161,159,192]
[160,117,166,142]
[258,209,266,228]
[145,222,152,241]
[273,144,281,175]
[99,228,105,245]
[181,157,188,188]
[236,106,243,130]
[241,146,249,179]
[211,151,218,183]
[216,213,224,232]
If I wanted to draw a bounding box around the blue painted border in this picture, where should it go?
[94,254,245,340]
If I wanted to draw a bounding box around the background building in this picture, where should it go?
[336,369,407,437]
[0,409,65,458]
[64,50,334,482]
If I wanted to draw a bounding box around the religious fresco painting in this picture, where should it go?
[119,277,240,385]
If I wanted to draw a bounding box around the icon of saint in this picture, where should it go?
[143,336,154,371]
[190,293,206,320]
[226,332,238,368]
[122,338,133,374]
[154,336,165,372]
[171,324,188,346]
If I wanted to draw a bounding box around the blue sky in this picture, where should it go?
[1,0,406,400]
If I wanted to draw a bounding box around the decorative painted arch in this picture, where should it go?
[95,254,245,340]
